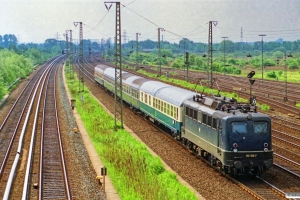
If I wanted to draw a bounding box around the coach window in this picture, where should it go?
[167,104,170,115]
[176,107,178,120]
[158,100,161,111]
[170,105,174,117]
[145,94,148,103]
[141,92,143,101]
[164,102,166,113]
[149,95,151,106]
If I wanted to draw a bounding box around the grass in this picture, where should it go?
[64,70,198,200]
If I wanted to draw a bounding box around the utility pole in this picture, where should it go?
[208,21,218,87]
[222,36,228,76]
[284,52,293,102]
[258,34,266,84]
[185,52,189,82]
[105,1,123,130]
[55,32,60,40]
[123,30,127,44]
[158,28,164,76]
[74,22,84,92]
[68,30,73,79]
[136,33,141,71]
[63,31,68,56]
[240,27,243,51]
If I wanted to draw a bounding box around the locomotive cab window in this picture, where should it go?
[253,122,268,134]
[231,122,248,134]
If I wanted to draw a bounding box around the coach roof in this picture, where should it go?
[140,81,195,106]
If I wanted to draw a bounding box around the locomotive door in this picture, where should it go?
[217,119,222,155]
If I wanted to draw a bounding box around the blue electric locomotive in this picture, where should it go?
[182,95,273,175]
[94,64,273,175]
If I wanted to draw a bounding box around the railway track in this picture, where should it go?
[39,59,72,199]
[0,56,76,199]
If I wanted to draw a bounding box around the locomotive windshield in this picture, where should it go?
[253,122,268,134]
[231,121,268,135]
[231,122,248,134]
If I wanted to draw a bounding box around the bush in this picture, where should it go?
[267,71,277,79]
[261,104,270,111]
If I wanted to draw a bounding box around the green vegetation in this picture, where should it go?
[65,72,198,200]
[261,104,270,111]
[296,103,300,108]
[0,49,33,99]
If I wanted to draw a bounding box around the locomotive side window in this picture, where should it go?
[253,122,268,134]
[212,118,217,129]
[202,113,207,124]
[193,109,198,120]
[231,122,248,134]
[207,115,212,127]
[198,111,202,123]
[185,106,189,116]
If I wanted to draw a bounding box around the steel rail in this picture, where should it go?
[39,58,71,200]
[3,56,63,200]
[21,57,64,199]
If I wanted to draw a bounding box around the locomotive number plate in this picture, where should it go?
[246,154,257,158]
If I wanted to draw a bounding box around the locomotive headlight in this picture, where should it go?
[247,114,252,120]
[233,148,238,153]
[264,148,268,152]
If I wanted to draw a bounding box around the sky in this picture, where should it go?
[1,0,299,44]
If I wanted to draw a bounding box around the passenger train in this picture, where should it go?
[94,64,273,175]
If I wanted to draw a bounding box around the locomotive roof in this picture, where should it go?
[183,99,217,115]
[183,97,269,119]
